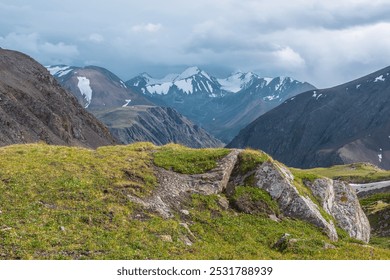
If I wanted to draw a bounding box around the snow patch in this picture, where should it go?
[374,75,385,82]
[122,99,131,107]
[77,77,93,108]
[46,65,72,77]
[147,83,172,95]
[120,81,127,89]
[206,81,213,93]
[378,153,383,162]
[218,72,257,92]
[175,79,194,94]
[264,95,279,101]
[275,78,284,91]
[263,77,273,86]
[356,84,361,89]
[175,67,200,80]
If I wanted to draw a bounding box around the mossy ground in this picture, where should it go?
[153,143,230,174]
[0,143,389,259]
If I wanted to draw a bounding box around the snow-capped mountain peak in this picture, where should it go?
[218,71,259,92]
[127,66,221,97]
[175,66,202,80]
[127,67,315,100]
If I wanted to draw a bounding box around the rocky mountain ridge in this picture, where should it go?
[0,49,116,148]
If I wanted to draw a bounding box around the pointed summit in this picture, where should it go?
[175,66,202,80]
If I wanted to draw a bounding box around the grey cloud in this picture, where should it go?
[1,0,390,88]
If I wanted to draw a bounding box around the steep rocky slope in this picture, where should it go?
[228,66,390,169]
[92,106,223,148]
[0,49,116,148]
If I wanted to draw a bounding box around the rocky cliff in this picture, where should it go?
[0,49,116,148]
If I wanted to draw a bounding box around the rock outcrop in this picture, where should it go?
[229,160,338,241]
[128,149,241,218]
[128,149,371,242]
[310,179,371,242]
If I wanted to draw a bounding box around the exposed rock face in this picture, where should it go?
[128,149,370,242]
[310,179,371,242]
[128,149,241,218]
[231,161,338,241]
[93,106,223,148]
[0,49,117,148]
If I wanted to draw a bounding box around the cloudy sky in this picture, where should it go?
[1,0,390,87]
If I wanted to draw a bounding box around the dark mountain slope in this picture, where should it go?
[92,106,223,148]
[0,49,117,148]
[228,66,390,169]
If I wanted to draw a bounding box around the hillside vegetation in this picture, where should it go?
[295,163,390,183]
[0,143,389,259]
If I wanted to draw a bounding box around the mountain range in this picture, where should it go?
[47,65,224,148]
[0,48,388,260]
[48,64,314,145]
[127,67,315,142]
[228,66,390,169]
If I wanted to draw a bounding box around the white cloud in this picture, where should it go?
[131,23,162,33]
[88,33,104,43]
[0,32,79,65]
[272,47,306,69]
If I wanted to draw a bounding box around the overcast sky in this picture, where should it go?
[1,0,390,87]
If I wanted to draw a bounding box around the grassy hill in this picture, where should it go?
[0,143,389,259]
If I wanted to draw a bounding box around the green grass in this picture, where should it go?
[230,186,280,215]
[153,143,230,174]
[237,149,270,175]
[299,162,390,183]
[0,143,389,259]
[184,194,390,259]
